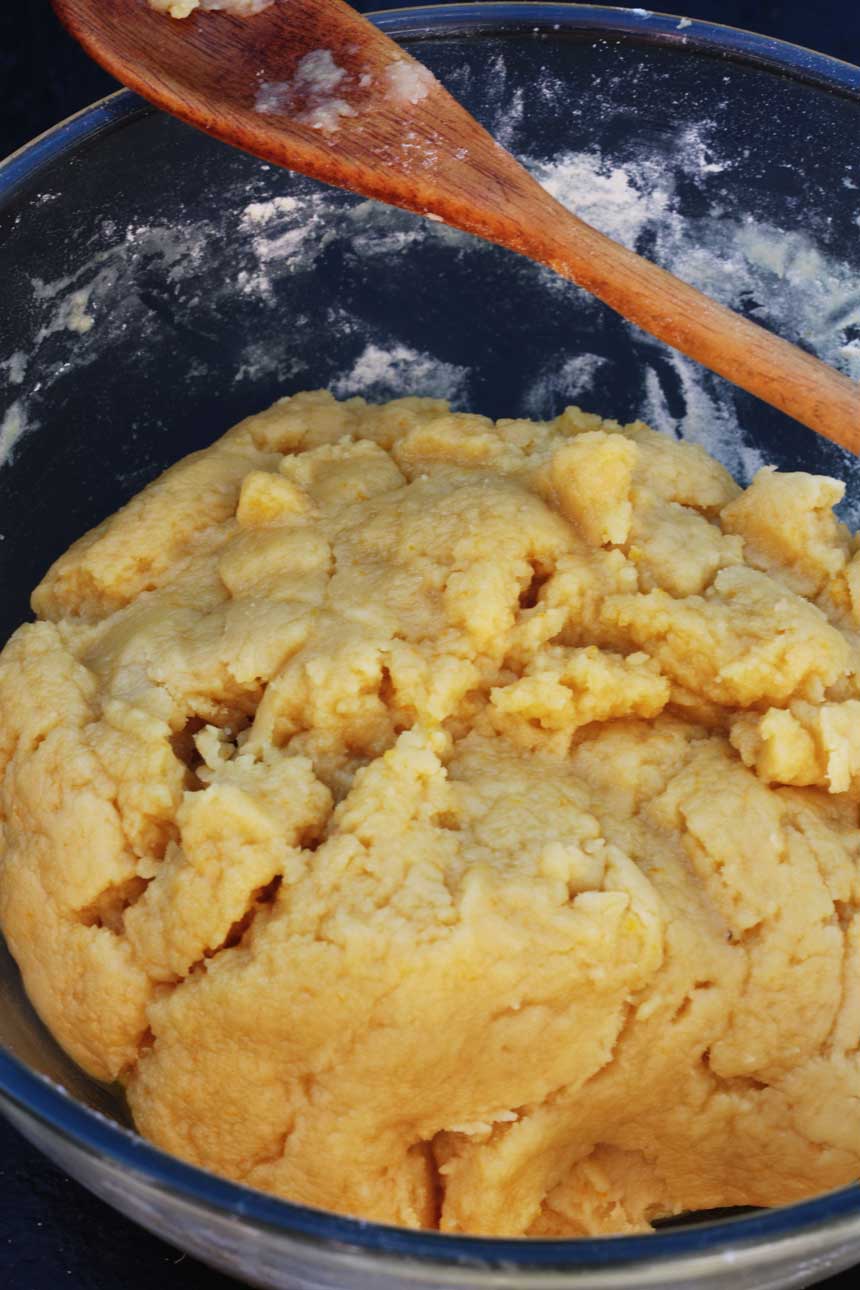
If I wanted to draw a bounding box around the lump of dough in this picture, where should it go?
[3,389,860,1236]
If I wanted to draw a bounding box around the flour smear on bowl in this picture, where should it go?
[2,65,859,522]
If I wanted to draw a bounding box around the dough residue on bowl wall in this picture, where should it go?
[3,57,858,511]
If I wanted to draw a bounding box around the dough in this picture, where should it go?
[3,390,860,1236]
[148,0,273,19]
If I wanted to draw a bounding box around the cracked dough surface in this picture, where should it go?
[3,391,860,1235]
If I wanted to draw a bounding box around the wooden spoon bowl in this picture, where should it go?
[53,0,860,451]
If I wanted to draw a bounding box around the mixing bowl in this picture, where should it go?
[2,5,860,1287]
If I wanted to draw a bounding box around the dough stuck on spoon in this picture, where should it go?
[148,0,273,18]
[55,0,860,447]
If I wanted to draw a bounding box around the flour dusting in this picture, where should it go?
[0,402,29,468]
[6,44,859,531]
[536,152,672,248]
[523,134,860,503]
[642,352,768,484]
[332,343,470,403]
[241,197,301,226]
[32,275,105,343]
[235,338,310,386]
[524,354,609,418]
[0,352,27,386]
[676,124,728,176]
[61,287,96,335]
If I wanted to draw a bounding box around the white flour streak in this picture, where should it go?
[255,226,315,261]
[524,354,609,418]
[29,270,114,350]
[527,136,859,481]
[351,228,423,256]
[0,352,27,386]
[60,285,96,334]
[839,339,860,382]
[238,193,334,275]
[332,343,470,403]
[8,60,858,520]
[642,351,768,484]
[235,339,309,386]
[240,197,301,227]
[535,152,672,247]
[496,87,525,149]
[4,221,219,468]
[667,219,860,378]
[676,124,728,175]
[0,401,29,468]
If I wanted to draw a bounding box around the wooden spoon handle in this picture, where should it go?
[402,129,860,453]
[482,177,860,454]
[52,0,860,453]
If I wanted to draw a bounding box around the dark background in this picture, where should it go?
[2,2,860,1288]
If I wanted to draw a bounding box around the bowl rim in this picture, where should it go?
[2,1,860,1273]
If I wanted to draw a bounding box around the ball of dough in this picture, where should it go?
[3,391,860,1235]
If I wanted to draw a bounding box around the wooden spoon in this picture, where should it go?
[53,0,860,452]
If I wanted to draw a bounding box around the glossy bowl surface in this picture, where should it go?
[1,6,860,1288]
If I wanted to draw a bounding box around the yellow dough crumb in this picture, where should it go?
[148,0,273,19]
[3,391,860,1236]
